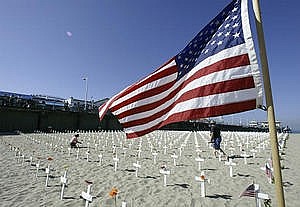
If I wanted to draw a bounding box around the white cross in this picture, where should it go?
[16,150,21,162]
[250,149,257,158]
[86,151,90,162]
[223,141,227,150]
[251,183,269,207]
[224,158,237,177]
[163,145,168,155]
[133,161,141,177]
[76,148,80,160]
[137,149,142,158]
[81,181,93,207]
[195,147,202,155]
[45,164,50,186]
[60,170,68,200]
[150,144,153,153]
[241,152,250,164]
[179,147,182,157]
[152,152,158,165]
[171,153,178,166]
[21,154,25,165]
[228,147,235,156]
[29,156,33,166]
[245,138,250,149]
[98,154,103,166]
[113,156,119,172]
[195,171,210,197]
[112,145,116,154]
[87,142,90,151]
[195,157,205,171]
[35,160,40,178]
[159,166,170,187]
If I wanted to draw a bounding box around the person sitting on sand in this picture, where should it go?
[70,134,82,148]
[210,121,227,158]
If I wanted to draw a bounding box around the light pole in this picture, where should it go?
[82,76,88,111]
[91,96,94,109]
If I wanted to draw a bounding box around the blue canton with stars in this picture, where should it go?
[175,0,244,80]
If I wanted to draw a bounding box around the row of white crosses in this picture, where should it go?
[6,134,74,197]
[2,130,273,205]
[2,133,98,207]
[5,130,209,204]
[6,139,55,187]
[11,130,270,169]
[4,134,53,184]
[11,136,96,206]
[78,130,261,184]
[222,131,270,165]
[8,134,102,207]
[21,131,190,168]
[195,130,271,182]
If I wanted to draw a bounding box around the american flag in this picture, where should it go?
[266,160,273,180]
[99,0,263,138]
[240,183,256,198]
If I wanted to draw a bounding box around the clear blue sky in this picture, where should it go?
[0,0,299,131]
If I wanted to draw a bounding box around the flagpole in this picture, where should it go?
[252,1,285,207]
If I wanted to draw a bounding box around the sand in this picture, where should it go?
[0,130,298,207]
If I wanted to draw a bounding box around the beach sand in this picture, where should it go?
[0,131,298,207]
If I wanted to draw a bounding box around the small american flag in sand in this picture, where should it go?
[240,183,256,198]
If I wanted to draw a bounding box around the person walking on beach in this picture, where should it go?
[210,121,227,158]
[70,134,82,148]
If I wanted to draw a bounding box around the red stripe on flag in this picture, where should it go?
[195,54,250,77]
[162,99,257,126]
[111,54,250,114]
[126,99,257,138]
[110,80,176,113]
[121,76,255,128]
[98,58,177,119]
[112,59,177,103]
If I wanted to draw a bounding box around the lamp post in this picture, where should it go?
[91,96,94,109]
[82,76,88,111]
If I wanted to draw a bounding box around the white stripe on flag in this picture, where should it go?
[124,88,257,133]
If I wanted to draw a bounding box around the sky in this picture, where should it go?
[0,0,299,131]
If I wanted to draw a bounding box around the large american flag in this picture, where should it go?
[99,0,263,138]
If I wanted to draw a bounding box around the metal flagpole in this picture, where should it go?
[252,0,285,207]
